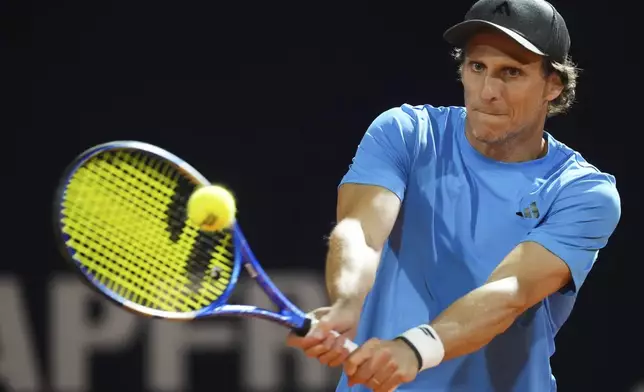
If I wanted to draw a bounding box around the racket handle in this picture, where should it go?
[329,329,359,352]
[294,317,358,352]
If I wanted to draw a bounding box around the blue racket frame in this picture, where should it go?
[54,140,312,336]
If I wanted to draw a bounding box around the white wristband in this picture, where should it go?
[397,324,445,371]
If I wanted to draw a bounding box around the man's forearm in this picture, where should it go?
[325,218,381,304]
[430,277,526,361]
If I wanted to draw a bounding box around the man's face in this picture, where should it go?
[461,30,563,145]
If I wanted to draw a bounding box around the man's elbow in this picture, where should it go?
[331,217,385,254]
[486,274,573,319]
[330,218,367,247]
[484,277,531,315]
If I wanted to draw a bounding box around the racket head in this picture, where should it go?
[53,141,242,320]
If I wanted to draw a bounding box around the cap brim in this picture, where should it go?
[443,20,545,56]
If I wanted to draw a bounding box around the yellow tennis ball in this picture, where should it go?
[187,185,236,232]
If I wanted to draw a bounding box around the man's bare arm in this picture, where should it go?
[343,239,575,384]
[429,241,572,361]
[325,183,402,306]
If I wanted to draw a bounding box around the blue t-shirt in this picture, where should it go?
[336,104,621,392]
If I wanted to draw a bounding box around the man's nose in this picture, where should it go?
[480,75,502,102]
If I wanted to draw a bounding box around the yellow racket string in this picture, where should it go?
[60,150,235,313]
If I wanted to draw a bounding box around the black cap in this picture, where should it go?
[443,0,570,63]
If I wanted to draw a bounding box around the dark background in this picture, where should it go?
[9,0,642,391]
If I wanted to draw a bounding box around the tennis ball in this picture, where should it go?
[186,185,236,232]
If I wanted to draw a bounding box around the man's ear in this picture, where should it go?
[545,72,564,102]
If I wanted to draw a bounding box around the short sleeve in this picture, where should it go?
[522,173,621,294]
[339,106,419,201]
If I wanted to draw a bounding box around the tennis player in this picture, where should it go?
[287,0,621,391]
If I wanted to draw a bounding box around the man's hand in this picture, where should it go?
[344,338,419,392]
[285,299,361,367]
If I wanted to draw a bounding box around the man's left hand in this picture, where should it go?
[343,338,419,392]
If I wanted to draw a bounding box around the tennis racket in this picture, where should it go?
[52,140,358,352]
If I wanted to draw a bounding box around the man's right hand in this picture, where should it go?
[286,299,362,367]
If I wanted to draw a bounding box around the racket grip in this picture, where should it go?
[294,317,358,352]
[329,329,359,352]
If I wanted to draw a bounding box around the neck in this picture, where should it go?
[465,120,547,163]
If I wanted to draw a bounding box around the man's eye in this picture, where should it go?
[505,68,522,77]
[470,62,484,72]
